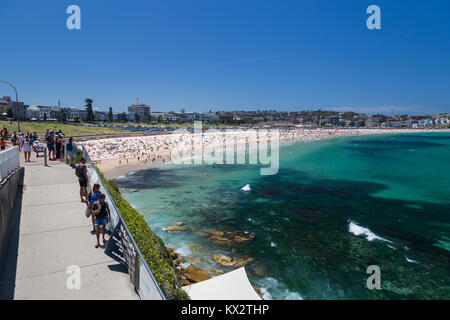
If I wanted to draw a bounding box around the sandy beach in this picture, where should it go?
[82,127,450,179]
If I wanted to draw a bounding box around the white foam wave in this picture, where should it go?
[258,277,303,300]
[259,287,272,300]
[348,221,391,243]
[241,184,251,191]
[405,257,418,263]
[175,246,192,257]
[270,242,277,247]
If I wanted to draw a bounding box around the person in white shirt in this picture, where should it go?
[21,134,32,162]
[18,133,24,151]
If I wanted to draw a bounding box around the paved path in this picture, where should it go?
[0,162,138,300]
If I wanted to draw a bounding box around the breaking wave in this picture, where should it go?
[348,220,391,243]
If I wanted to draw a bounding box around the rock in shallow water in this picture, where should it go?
[203,229,225,237]
[211,254,254,268]
[162,225,186,232]
[182,264,212,283]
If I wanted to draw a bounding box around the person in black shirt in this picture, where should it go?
[91,193,111,248]
[75,157,89,202]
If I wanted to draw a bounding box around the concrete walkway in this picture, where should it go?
[0,162,138,300]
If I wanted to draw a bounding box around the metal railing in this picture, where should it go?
[0,146,20,180]
[81,145,166,300]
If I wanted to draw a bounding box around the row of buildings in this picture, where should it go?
[0,96,448,128]
[0,97,221,124]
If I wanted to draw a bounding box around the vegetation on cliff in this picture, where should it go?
[97,169,189,300]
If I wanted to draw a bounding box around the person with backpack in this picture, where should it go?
[87,183,101,234]
[91,193,111,248]
[75,157,89,203]
[66,137,76,167]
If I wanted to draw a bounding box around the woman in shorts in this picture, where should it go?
[91,193,111,248]
[87,183,101,234]
[21,134,32,162]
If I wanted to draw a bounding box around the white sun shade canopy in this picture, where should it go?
[182,267,262,300]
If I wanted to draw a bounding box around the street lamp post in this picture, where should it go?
[0,80,21,133]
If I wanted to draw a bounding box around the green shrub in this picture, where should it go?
[97,169,190,300]
[75,147,83,163]
[107,179,121,195]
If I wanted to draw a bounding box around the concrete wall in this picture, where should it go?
[0,167,24,261]
[0,147,20,180]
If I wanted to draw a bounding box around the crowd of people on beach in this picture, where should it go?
[83,127,436,173]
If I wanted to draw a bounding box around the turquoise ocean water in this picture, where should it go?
[116,133,450,299]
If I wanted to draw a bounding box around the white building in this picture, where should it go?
[39,106,53,120]
[26,105,41,120]
[127,98,150,122]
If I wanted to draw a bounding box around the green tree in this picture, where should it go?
[85,98,94,123]
[378,115,387,124]
[108,107,113,122]
[135,112,140,123]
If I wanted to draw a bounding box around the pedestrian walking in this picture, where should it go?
[75,157,89,203]
[87,183,101,234]
[91,193,111,248]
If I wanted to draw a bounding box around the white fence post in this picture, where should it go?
[0,146,20,180]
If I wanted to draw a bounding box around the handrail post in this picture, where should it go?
[44,147,48,166]
[64,142,68,164]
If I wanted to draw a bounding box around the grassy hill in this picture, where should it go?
[0,120,130,137]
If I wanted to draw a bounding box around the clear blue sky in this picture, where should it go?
[0,0,449,114]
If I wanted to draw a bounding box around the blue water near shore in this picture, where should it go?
[116,133,450,299]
